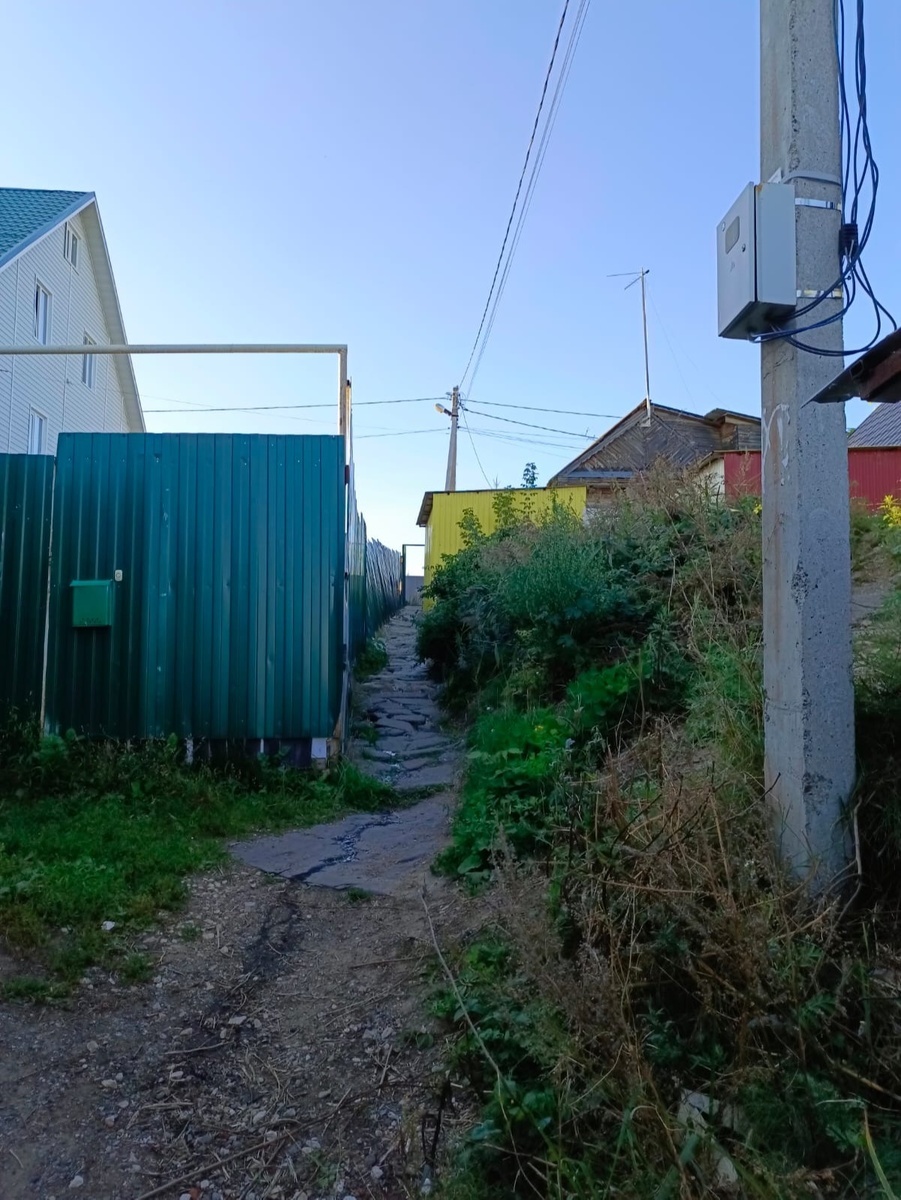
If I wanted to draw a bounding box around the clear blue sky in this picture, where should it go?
[4,1,900,562]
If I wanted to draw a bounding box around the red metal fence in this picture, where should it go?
[722,448,901,509]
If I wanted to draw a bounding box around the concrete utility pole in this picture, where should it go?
[444,385,460,492]
[760,0,855,888]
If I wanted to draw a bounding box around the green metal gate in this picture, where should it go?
[44,433,346,740]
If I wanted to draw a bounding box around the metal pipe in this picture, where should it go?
[0,343,347,355]
[0,342,352,433]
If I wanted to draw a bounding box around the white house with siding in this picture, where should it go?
[0,188,143,455]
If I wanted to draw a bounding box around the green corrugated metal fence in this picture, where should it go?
[346,471,368,661]
[0,432,402,746]
[45,433,345,740]
[0,455,54,716]
[365,539,403,636]
[346,471,403,659]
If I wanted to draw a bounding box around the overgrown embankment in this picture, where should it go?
[419,479,901,1198]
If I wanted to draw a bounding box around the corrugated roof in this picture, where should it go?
[548,402,761,486]
[0,188,92,268]
[848,403,901,449]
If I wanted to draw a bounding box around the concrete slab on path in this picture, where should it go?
[393,761,458,791]
[375,732,450,755]
[234,606,460,897]
[231,792,452,896]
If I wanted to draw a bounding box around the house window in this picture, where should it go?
[82,334,96,388]
[28,409,47,455]
[33,282,51,344]
[64,224,80,268]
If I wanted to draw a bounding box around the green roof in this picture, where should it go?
[0,188,92,268]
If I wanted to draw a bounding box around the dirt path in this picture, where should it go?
[0,608,471,1200]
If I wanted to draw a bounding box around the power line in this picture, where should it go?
[756,0,895,356]
[459,0,573,390]
[464,426,588,460]
[355,427,448,439]
[144,395,445,413]
[473,398,619,418]
[466,424,587,447]
[463,427,591,454]
[463,403,596,438]
[461,410,493,487]
[466,0,591,393]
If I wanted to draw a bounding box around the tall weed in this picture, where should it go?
[436,730,901,1197]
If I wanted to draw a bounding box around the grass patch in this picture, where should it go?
[344,886,372,904]
[1,975,70,1003]
[119,951,155,984]
[354,636,389,680]
[851,498,901,581]
[0,725,394,987]
[351,719,379,745]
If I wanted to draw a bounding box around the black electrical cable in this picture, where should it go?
[458,1,571,390]
[466,0,591,393]
[756,0,895,356]
[472,399,618,417]
[463,403,595,438]
[144,396,446,413]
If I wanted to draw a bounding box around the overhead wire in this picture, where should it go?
[464,420,588,444]
[463,402,595,438]
[464,426,591,460]
[356,427,449,439]
[143,395,446,413]
[474,399,619,417]
[458,0,572,392]
[755,0,895,356]
[467,429,587,449]
[466,0,591,394]
[461,410,493,487]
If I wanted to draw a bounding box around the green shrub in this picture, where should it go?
[353,636,388,680]
[418,477,761,714]
[427,477,901,1199]
[854,589,901,909]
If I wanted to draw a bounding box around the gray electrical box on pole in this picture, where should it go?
[717,182,797,338]
[757,0,855,889]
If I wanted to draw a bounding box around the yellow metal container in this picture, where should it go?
[418,486,587,595]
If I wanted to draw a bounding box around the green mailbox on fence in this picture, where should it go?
[71,580,114,628]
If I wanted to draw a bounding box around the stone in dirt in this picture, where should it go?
[372,720,415,735]
[397,757,432,772]
[375,733,449,755]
